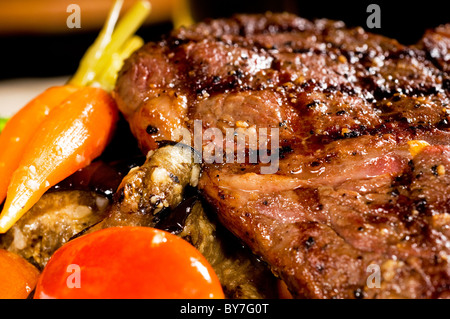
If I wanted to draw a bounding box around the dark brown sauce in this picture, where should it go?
[155,186,199,234]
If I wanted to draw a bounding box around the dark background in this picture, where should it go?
[0,0,448,81]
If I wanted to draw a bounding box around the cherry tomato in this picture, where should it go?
[34,226,224,299]
[0,249,40,299]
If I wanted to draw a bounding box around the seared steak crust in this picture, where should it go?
[419,24,450,73]
[115,13,450,298]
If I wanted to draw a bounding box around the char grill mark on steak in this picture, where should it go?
[119,14,448,146]
[114,13,450,298]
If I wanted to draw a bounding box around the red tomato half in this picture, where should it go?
[34,226,224,299]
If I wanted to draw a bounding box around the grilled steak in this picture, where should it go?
[114,13,450,298]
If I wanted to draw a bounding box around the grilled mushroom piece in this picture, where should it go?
[88,143,201,230]
[0,190,109,269]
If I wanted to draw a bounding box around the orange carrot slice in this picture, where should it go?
[0,85,80,204]
[0,86,118,233]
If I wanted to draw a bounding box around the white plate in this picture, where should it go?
[0,76,69,118]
